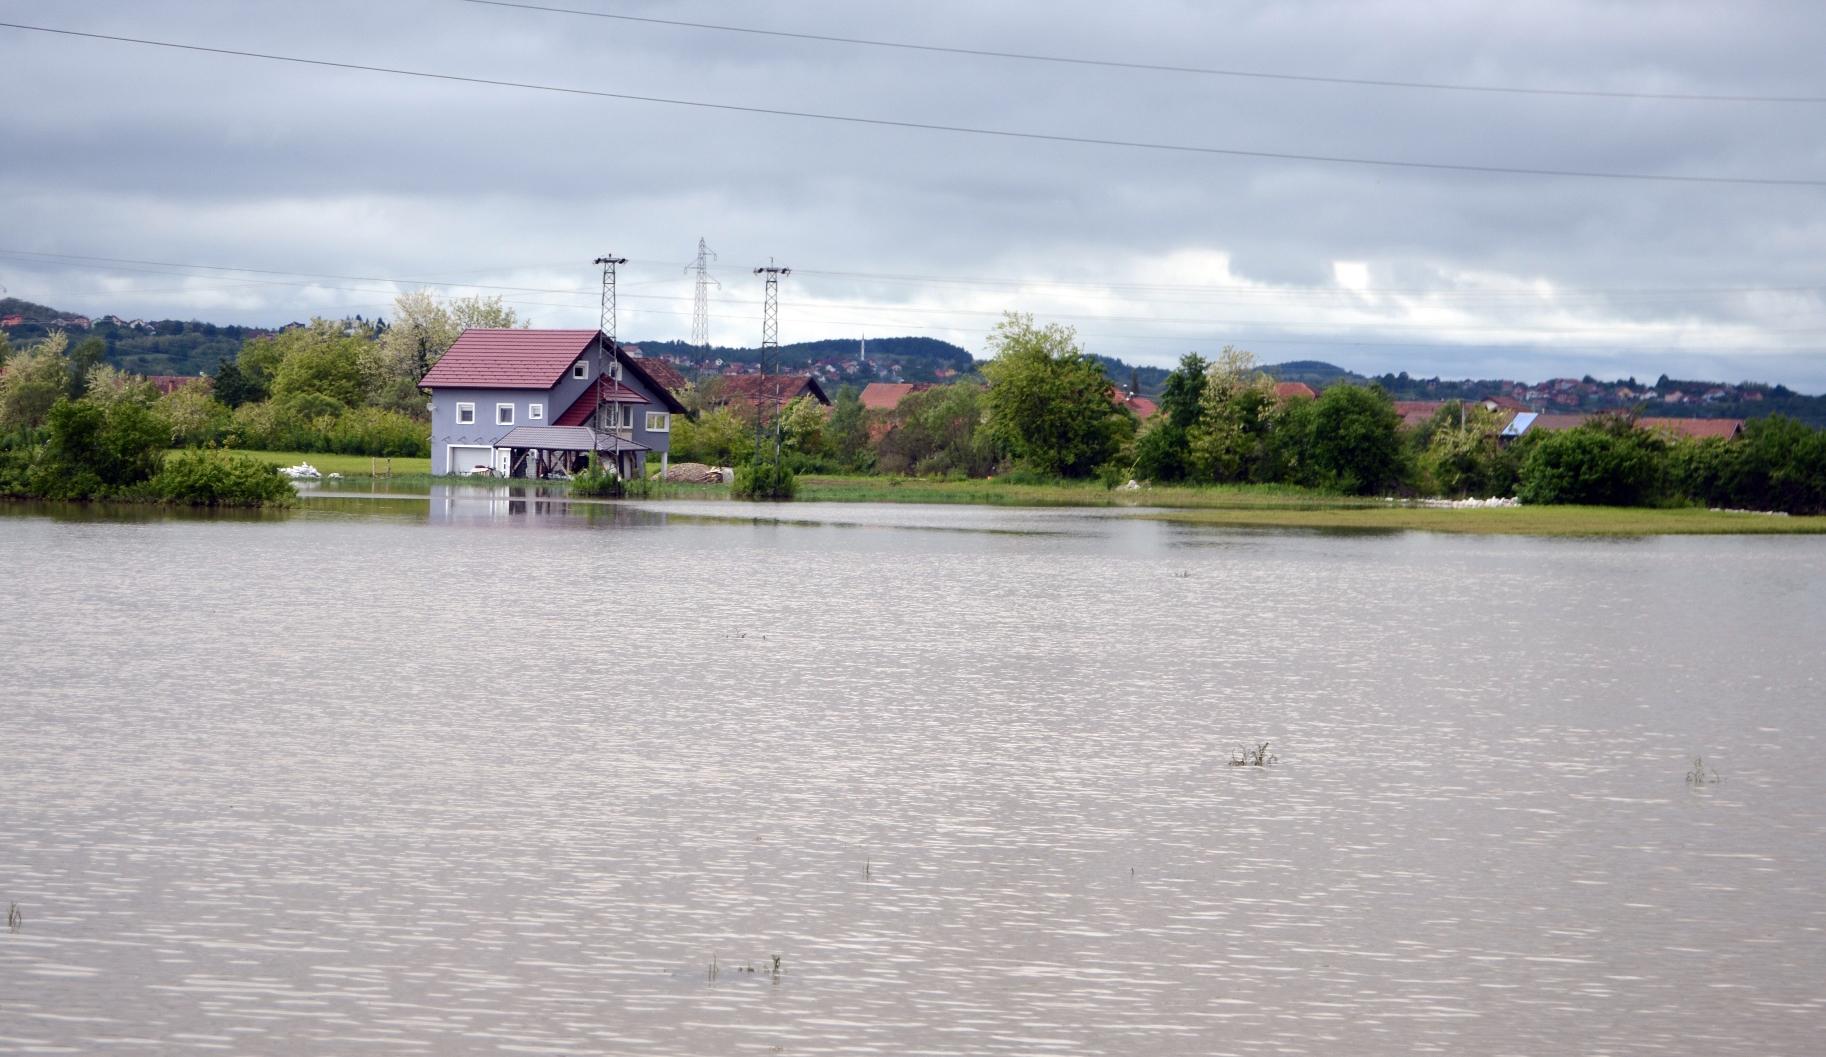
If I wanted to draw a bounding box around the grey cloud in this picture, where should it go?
[3,0,1824,387]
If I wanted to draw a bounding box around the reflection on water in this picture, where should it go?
[2,503,1824,1056]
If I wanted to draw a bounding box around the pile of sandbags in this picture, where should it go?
[662,462,729,484]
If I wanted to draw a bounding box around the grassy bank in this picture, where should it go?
[795,475,1826,535]
[794,475,1343,508]
[1154,504,1826,536]
[216,450,433,477]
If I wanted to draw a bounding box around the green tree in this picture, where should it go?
[211,357,263,408]
[157,381,231,447]
[0,332,72,432]
[876,383,1000,477]
[267,324,369,407]
[67,336,108,398]
[375,290,525,397]
[826,384,871,471]
[28,397,171,499]
[80,366,159,410]
[1517,416,1668,506]
[1421,403,1517,497]
[1710,415,1826,514]
[981,313,1125,478]
[668,406,754,466]
[1183,347,1277,483]
[779,395,830,459]
[1302,384,1407,494]
[1132,352,1207,482]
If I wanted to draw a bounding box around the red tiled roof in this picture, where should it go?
[145,374,205,395]
[1529,413,1592,432]
[554,378,650,426]
[1126,395,1159,418]
[860,382,926,411]
[1394,400,1444,428]
[420,329,597,389]
[1637,417,1744,439]
[1274,381,1317,401]
[639,358,691,393]
[716,374,831,408]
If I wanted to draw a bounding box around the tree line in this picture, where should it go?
[672,313,1826,515]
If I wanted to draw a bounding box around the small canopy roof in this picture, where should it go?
[493,426,652,453]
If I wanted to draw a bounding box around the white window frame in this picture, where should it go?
[644,411,670,432]
[496,403,515,426]
[528,402,544,422]
[456,402,475,425]
[610,359,624,381]
[573,361,588,380]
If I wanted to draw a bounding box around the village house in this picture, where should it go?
[859,381,929,413]
[419,329,688,478]
[707,373,832,413]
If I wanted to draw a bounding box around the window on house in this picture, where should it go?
[610,359,624,381]
[456,402,475,425]
[573,361,588,380]
[528,403,544,421]
[497,403,515,426]
[645,412,670,432]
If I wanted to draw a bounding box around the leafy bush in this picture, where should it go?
[27,398,170,500]
[1518,418,1668,506]
[732,457,797,500]
[322,406,430,457]
[145,449,295,507]
[570,453,623,497]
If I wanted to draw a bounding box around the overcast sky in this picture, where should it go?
[5,0,1826,388]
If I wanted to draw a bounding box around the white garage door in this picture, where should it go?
[447,445,492,475]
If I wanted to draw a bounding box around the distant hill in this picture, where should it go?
[7,298,1823,424]
[1261,360,1370,387]
[634,336,976,385]
[1,297,263,377]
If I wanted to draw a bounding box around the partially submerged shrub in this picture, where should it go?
[145,449,294,507]
[732,458,796,500]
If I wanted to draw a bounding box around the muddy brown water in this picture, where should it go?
[3,498,1823,1055]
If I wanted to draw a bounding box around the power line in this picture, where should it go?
[3,21,1822,188]
[9,248,1821,311]
[8,248,1826,341]
[460,0,1826,106]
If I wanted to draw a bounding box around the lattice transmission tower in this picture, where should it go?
[686,237,718,351]
[754,260,790,463]
[594,254,627,473]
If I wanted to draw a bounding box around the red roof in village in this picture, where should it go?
[1637,417,1744,439]
[420,329,598,389]
[1273,381,1317,401]
[638,358,691,394]
[1530,413,1592,432]
[146,374,206,395]
[717,373,832,408]
[1394,400,1444,428]
[860,381,923,411]
[553,378,651,426]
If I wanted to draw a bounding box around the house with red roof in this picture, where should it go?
[859,381,929,412]
[419,329,688,478]
[1272,381,1317,402]
[708,373,832,413]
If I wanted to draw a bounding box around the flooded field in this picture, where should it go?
[3,498,1823,1055]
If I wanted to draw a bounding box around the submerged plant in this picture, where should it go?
[1686,755,1722,786]
[6,903,20,931]
[1228,742,1278,767]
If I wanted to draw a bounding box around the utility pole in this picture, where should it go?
[754,260,789,459]
[686,237,718,353]
[594,254,627,477]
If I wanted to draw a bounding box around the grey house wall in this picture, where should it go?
[424,337,674,475]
